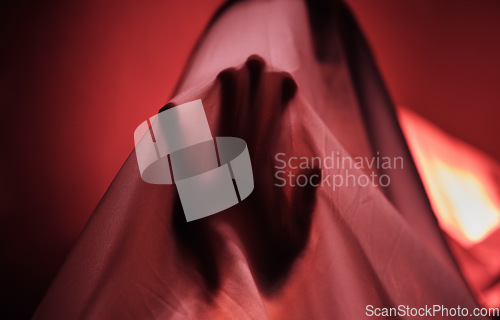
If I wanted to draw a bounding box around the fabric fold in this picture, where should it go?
[33,0,486,319]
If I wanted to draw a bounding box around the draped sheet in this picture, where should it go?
[399,107,500,309]
[33,0,486,318]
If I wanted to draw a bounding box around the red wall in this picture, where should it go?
[0,0,498,317]
[347,0,500,160]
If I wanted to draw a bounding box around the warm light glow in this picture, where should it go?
[398,107,500,247]
[426,158,499,243]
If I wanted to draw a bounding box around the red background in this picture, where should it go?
[1,0,499,317]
